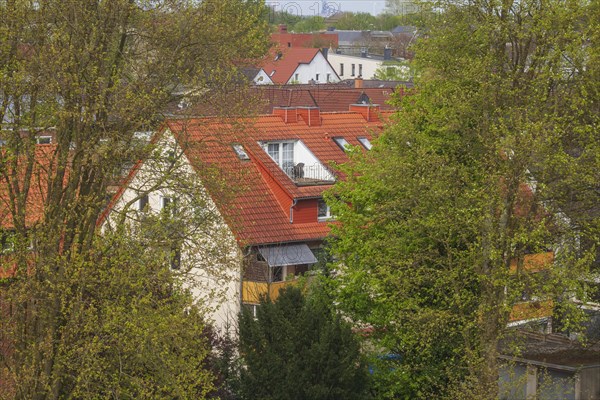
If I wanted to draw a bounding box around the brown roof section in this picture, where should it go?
[252,84,404,113]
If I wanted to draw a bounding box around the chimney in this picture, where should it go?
[349,104,380,122]
[354,77,363,89]
[384,46,392,61]
[273,107,298,123]
[321,47,328,60]
[296,107,321,127]
[278,24,288,34]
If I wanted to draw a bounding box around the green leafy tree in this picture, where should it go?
[0,0,269,398]
[326,0,599,399]
[238,283,369,400]
[333,12,378,31]
[373,63,412,81]
[385,0,419,16]
[292,16,326,33]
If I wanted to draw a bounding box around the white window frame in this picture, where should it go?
[161,196,172,210]
[333,137,350,152]
[138,193,149,212]
[317,199,332,221]
[263,141,295,168]
[36,136,52,144]
[357,137,372,150]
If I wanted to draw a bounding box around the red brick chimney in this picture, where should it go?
[354,77,364,89]
[296,106,321,126]
[273,106,298,123]
[349,104,380,122]
[278,24,288,34]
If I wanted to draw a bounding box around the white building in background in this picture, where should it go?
[328,48,409,80]
[253,47,340,85]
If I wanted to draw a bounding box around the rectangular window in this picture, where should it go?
[333,137,350,151]
[339,63,344,76]
[282,142,294,175]
[243,303,259,318]
[170,246,181,270]
[315,73,320,81]
[357,137,372,150]
[138,194,149,211]
[267,143,280,163]
[326,73,331,82]
[358,64,363,77]
[36,136,52,144]
[317,199,332,221]
[294,73,299,81]
[232,144,249,160]
[265,142,294,168]
[351,64,356,76]
[1,231,15,253]
[272,266,284,282]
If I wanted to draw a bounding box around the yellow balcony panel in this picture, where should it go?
[509,251,554,274]
[242,280,298,304]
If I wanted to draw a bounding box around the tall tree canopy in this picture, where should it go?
[0,0,270,397]
[238,284,369,400]
[327,0,599,398]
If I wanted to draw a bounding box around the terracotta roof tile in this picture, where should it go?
[165,110,390,245]
[0,145,58,230]
[259,48,321,84]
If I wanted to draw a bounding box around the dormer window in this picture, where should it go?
[357,137,372,150]
[333,137,350,151]
[260,140,335,185]
[232,144,250,160]
[266,142,295,174]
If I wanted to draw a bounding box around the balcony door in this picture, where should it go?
[266,142,294,174]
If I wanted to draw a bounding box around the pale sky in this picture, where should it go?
[267,1,388,17]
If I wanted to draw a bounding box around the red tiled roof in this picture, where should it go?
[271,33,339,49]
[259,48,321,84]
[253,85,402,113]
[0,145,57,230]
[164,110,391,246]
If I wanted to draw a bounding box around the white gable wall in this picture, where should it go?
[327,53,383,80]
[253,68,274,85]
[287,51,340,84]
[104,130,242,335]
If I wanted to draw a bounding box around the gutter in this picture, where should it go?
[289,199,298,223]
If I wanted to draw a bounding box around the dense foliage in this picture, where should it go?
[326,0,599,398]
[0,0,269,398]
[238,284,369,400]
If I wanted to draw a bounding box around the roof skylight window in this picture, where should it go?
[232,144,250,160]
[333,137,350,152]
[357,137,372,150]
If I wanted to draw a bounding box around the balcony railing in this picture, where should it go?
[281,162,335,186]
